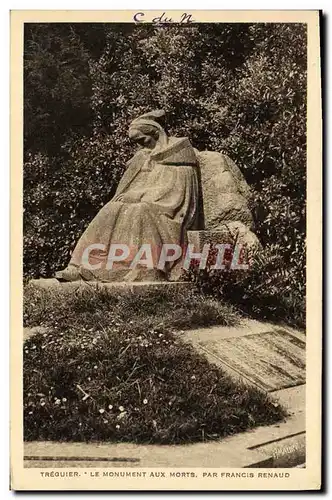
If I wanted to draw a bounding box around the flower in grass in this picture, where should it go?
[108,404,113,410]
[117,411,127,420]
[55,399,61,405]
[99,408,105,414]
[119,406,124,412]
[62,398,67,403]
[94,365,98,369]
[191,375,196,380]
[116,424,120,429]
[40,401,45,406]
[143,399,148,405]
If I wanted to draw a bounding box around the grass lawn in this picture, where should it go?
[24,284,286,444]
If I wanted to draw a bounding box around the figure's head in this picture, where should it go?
[128,124,159,149]
[128,109,167,149]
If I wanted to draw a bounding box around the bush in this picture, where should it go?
[24,23,306,324]
[186,243,305,329]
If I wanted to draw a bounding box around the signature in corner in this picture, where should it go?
[133,12,195,24]
[272,442,303,459]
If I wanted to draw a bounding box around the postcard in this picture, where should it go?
[11,9,322,491]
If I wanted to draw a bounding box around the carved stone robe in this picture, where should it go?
[61,137,199,281]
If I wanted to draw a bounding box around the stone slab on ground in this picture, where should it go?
[183,320,306,392]
[24,384,305,468]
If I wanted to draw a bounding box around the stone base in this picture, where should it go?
[28,278,193,294]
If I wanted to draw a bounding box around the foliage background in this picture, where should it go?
[24,23,307,324]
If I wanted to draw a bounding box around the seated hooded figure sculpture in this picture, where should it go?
[56,110,199,282]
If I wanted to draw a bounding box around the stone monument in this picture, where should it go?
[36,109,260,286]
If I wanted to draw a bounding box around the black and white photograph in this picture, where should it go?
[10,9,322,491]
